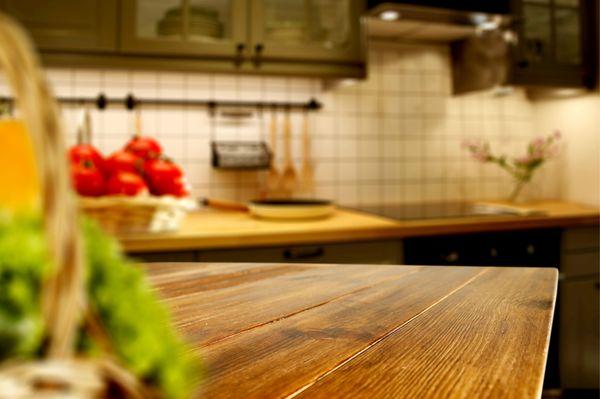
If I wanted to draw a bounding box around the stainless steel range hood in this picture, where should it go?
[366,2,511,42]
[366,1,514,94]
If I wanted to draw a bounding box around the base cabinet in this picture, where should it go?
[560,278,600,389]
[560,227,600,392]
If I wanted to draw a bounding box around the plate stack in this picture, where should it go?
[157,6,223,40]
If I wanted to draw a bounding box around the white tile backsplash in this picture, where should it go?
[0,41,561,205]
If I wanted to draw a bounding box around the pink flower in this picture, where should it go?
[530,136,545,149]
[553,130,562,140]
[462,139,490,163]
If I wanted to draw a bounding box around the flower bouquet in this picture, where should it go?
[463,131,562,203]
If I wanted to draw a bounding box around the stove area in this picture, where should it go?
[352,201,493,221]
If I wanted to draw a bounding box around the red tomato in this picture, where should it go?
[143,158,189,197]
[125,136,162,160]
[106,171,148,196]
[69,144,105,174]
[71,160,105,197]
[105,150,143,176]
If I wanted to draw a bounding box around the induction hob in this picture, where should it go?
[351,201,494,221]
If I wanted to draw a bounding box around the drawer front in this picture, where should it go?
[562,227,600,252]
[560,278,600,389]
[561,251,600,278]
[132,251,197,263]
[198,240,402,265]
[403,229,561,267]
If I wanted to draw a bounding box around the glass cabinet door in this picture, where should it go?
[554,2,581,64]
[120,0,248,58]
[522,2,552,63]
[249,0,364,63]
[519,0,581,66]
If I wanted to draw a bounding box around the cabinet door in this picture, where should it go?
[0,0,117,52]
[560,278,600,389]
[120,0,248,59]
[512,0,587,87]
[249,0,364,64]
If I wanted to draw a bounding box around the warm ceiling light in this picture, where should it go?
[379,10,400,21]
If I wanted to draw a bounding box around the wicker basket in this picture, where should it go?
[0,12,156,399]
[79,195,196,235]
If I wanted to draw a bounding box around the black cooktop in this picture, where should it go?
[352,202,491,221]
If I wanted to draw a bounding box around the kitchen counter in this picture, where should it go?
[121,200,599,253]
[148,262,558,398]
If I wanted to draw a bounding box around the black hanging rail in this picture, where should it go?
[0,93,322,111]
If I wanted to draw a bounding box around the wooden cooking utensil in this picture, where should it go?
[280,108,297,195]
[134,108,142,136]
[265,110,280,196]
[300,110,314,192]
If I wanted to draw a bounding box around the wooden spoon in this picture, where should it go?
[265,110,280,196]
[280,108,297,196]
[300,110,314,193]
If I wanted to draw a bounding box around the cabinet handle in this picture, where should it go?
[283,247,324,260]
[253,43,264,67]
[234,43,245,67]
[444,251,459,263]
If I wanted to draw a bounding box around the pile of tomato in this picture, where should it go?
[69,135,189,198]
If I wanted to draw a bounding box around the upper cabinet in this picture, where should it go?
[0,0,118,53]
[249,0,364,63]
[0,0,366,78]
[120,0,248,59]
[511,0,598,88]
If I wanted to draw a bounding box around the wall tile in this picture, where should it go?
[0,41,551,206]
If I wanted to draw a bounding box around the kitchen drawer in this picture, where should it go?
[131,251,197,263]
[197,240,402,265]
[561,251,599,279]
[403,229,561,267]
[562,227,600,252]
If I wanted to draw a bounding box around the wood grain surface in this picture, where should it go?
[147,263,558,398]
[124,201,599,253]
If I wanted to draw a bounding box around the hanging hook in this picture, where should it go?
[125,93,136,111]
[208,101,217,117]
[96,93,107,111]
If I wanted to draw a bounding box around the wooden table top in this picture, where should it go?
[123,200,599,253]
[147,262,558,398]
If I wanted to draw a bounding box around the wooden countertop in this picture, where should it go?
[121,200,599,253]
[147,262,558,398]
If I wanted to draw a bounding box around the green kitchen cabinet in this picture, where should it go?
[132,240,403,265]
[119,0,366,76]
[196,240,402,265]
[1,0,366,77]
[559,227,600,392]
[248,0,365,65]
[0,0,118,52]
[510,0,598,88]
[120,0,248,61]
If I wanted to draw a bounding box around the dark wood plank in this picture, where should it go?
[293,267,557,399]
[196,266,484,398]
[149,263,421,345]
